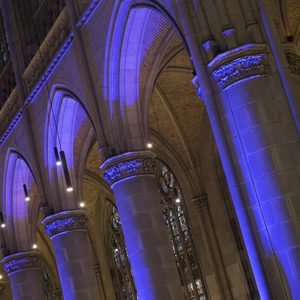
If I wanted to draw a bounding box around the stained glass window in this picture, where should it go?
[42,266,57,300]
[109,205,137,300]
[158,164,207,300]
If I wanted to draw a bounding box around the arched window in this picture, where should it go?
[109,205,137,300]
[158,164,207,300]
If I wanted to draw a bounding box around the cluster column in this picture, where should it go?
[101,151,184,300]
[42,210,101,300]
[2,251,44,300]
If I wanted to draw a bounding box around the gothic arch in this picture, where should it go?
[104,1,187,153]
[2,150,39,252]
[1,148,62,298]
[44,87,97,211]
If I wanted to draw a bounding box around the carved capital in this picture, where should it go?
[42,210,88,238]
[192,194,208,210]
[208,44,270,90]
[1,251,41,275]
[101,151,157,186]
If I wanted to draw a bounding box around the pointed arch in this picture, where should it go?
[44,86,97,211]
[104,1,188,153]
[2,150,39,252]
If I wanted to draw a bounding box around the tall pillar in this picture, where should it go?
[42,210,101,300]
[1,251,44,300]
[195,45,300,299]
[101,151,184,300]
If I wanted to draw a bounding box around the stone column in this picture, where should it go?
[42,210,101,300]
[1,251,44,300]
[195,45,300,298]
[101,151,184,300]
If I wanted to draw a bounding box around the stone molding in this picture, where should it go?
[192,194,208,210]
[0,9,71,147]
[0,89,22,146]
[101,151,157,186]
[1,251,41,275]
[77,0,101,27]
[42,210,88,238]
[208,44,270,90]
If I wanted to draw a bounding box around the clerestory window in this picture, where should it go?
[109,205,137,300]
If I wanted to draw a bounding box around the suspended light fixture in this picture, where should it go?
[60,151,73,192]
[0,213,5,228]
[54,147,62,166]
[23,184,30,201]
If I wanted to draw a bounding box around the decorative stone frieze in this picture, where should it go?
[25,35,73,104]
[0,89,21,146]
[101,151,157,186]
[208,44,270,90]
[0,9,72,147]
[1,251,41,275]
[286,52,300,76]
[211,53,269,89]
[42,210,88,238]
[23,9,70,99]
